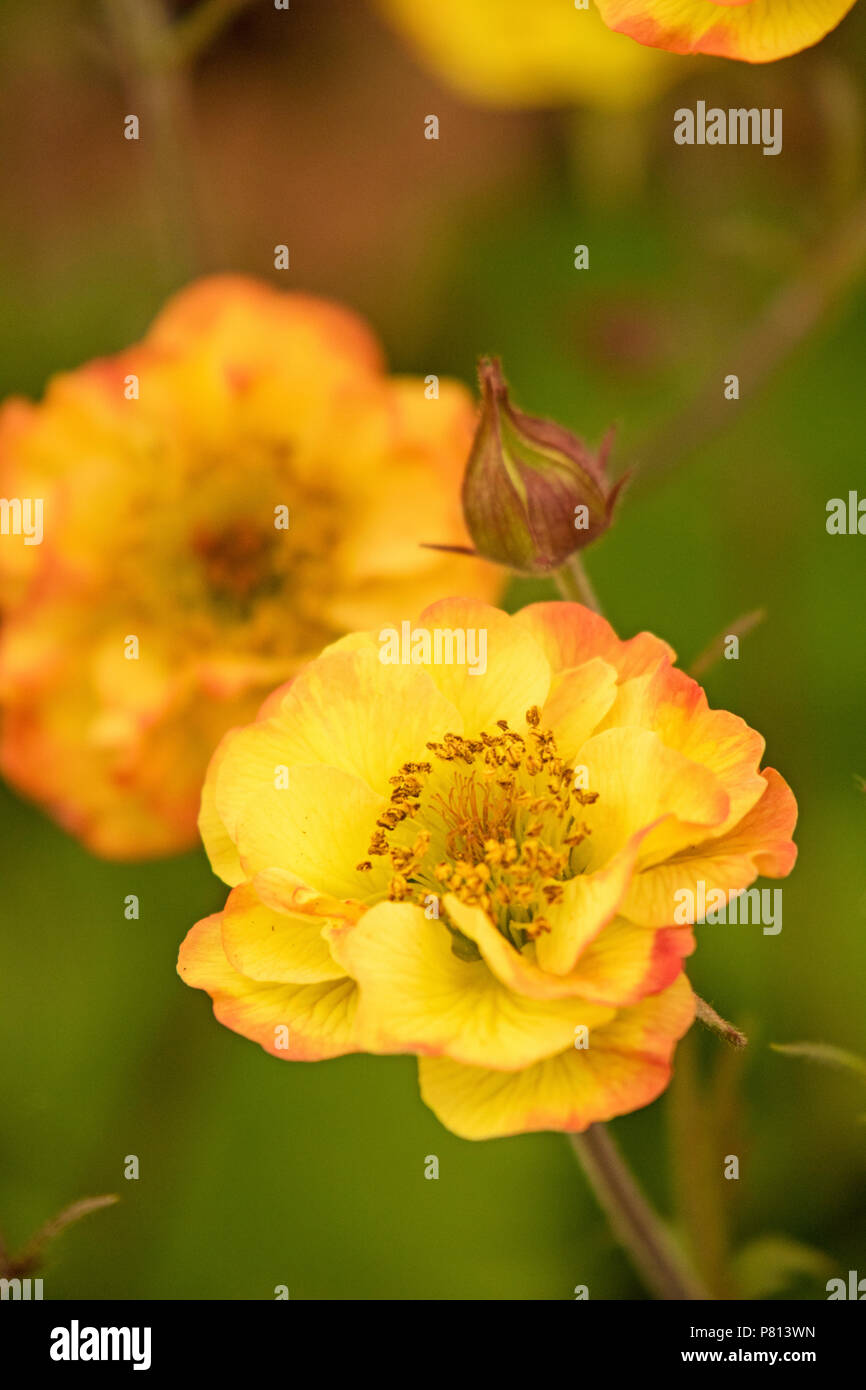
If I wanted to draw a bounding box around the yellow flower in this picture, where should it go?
[594,0,857,62]
[179,598,797,1140]
[0,277,494,858]
[376,0,683,111]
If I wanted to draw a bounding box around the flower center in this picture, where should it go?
[191,521,280,607]
[357,706,598,960]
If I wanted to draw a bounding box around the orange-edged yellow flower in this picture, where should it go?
[376,0,684,111]
[179,598,797,1139]
[595,0,857,62]
[0,277,495,859]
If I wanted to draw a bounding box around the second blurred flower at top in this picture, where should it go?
[376,0,683,110]
[0,276,495,858]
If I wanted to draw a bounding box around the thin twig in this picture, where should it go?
[4,1195,119,1277]
[163,0,254,70]
[688,608,766,679]
[632,194,866,492]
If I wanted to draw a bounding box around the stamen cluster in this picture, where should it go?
[357,705,598,952]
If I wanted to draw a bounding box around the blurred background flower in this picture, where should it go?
[0,0,864,1300]
[377,0,685,111]
[0,275,494,857]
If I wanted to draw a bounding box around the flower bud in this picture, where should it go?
[461,358,624,575]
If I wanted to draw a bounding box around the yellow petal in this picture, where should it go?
[443,895,686,1008]
[535,830,649,974]
[221,882,346,985]
[236,764,392,901]
[442,895,610,1002]
[418,973,695,1139]
[595,0,857,62]
[414,598,551,734]
[515,601,674,680]
[177,912,359,1061]
[624,766,798,925]
[252,866,365,925]
[598,659,766,835]
[250,645,463,796]
[328,901,607,1070]
[198,725,252,886]
[577,726,730,869]
[202,648,463,883]
[561,920,695,1006]
[540,657,619,760]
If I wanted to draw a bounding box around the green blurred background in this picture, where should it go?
[0,0,864,1299]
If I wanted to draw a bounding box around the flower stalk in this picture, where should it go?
[569,1124,709,1300]
[552,552,604,614]
[104,0,207,276]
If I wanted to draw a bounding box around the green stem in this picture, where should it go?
[104,0,209,276]
[569,1124,709,1301]
[164,0,254,69]
[552,552,603,614]
[633,192,866,494]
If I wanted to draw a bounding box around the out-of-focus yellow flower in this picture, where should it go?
[179,598,797,1140]
[0,277,495,858]
[595,0,857,62]
[376,0,684,110]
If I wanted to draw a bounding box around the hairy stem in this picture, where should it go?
[569,1124,709,1301]
[694,993,748,1049]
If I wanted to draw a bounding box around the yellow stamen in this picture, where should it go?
[362,707,599,954]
